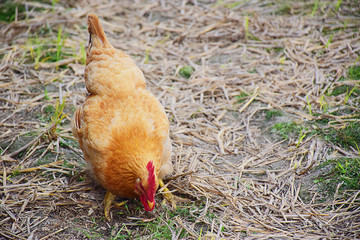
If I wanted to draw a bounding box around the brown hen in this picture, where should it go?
[72,13,174,219]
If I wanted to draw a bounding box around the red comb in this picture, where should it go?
[146,161,156,201]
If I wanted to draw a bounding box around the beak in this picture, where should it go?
[147,200,155,210]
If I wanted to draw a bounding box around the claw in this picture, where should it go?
[159,179,177,209]
[104,191,116,221]
[103,191,126,221]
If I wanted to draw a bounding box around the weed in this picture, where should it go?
[26,28,71,68]
[79,43,86,64]
[324,34,333,49]
[315,117,330,125]
[244,16,249,41]
[343,86,356,104]
[56,26,64,63]
[179,66,195,79]
[306,95,313,116]
[279,56,286,65]
[276,4,291,15]
[318,95,328,111]
[224,1,241,9]
[310,0,319,16]
[270,122,304,140]
[348,65,360,80]
[296,130,307,148]
[47,95,68,140]
[265,47,284,54]
[321,121,360,150]
[265,109,283,120]
[274,47,284,53]
[51,0,60,8]
[145,214,175,239]
[0,1,25,22]
[59,138,79,148]
[80,217,106,239]
[44,105,55,115]
[329,85,360,97]
[44,87,51,100]
[39,105,55,123]
[335,0,342,11]
[11,169,21,178]
[110,225,131,240]
[38,26,53,35]
[169,205,197,222]
[315,158,360,199]
[24,131,38,137]
[36,152,56,166]
[235,92,250,103]
[31,37,44,69]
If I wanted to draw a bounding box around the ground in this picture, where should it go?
[0,0,359,239]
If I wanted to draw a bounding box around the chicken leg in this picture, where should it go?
[103,191,127,221]
[159,179,177,208]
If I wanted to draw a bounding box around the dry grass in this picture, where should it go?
[1,0,359,239]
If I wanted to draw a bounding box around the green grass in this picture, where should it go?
[179,66,195,79]
[329,85,360,97]
[276,3,291,15]
[335,0,342,11]
[110,226,132,240]
[56,26,64,63]
[265,109,283,120]
[80,217,107,239]
[244,16,249,41]
[78,206,200,239]
[119,204,215,239]
[24,131,38,137]
[223,1,242,9]
[26,27,84,69]
[48,97,68,137]
[59,138,79,148]
[348,65,360,80]
[36,151,56,166]
[39,105,55,123]
[310,0,319,16]
[28,36,64,67]
[321,122,360,150]
[265,47,284,54]
[144,213,182,239]
[315,65,360,150]
[44,87,51,100]
[235,92,250,103]
[0,1,26,22]
[315,158,360,199]
[79,43,87,64]
[270,121,304,140]
[0,1,47,22]
[27,28,86,67]
[327,66,360,98]
[38,96,68,139]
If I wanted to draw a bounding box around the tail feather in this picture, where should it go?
[87,13,112,49]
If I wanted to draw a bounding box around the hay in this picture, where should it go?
[0,0,359,239]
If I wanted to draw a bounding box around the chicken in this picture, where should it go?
[72,13,174,219]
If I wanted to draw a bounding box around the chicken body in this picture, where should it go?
[72,14,172,212]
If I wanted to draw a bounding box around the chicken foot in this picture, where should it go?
[104,191,127,221]
[159,179,177,209]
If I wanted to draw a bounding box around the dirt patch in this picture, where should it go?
[1,0,359,239]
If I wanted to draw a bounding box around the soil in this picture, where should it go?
[1,0,359,239]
